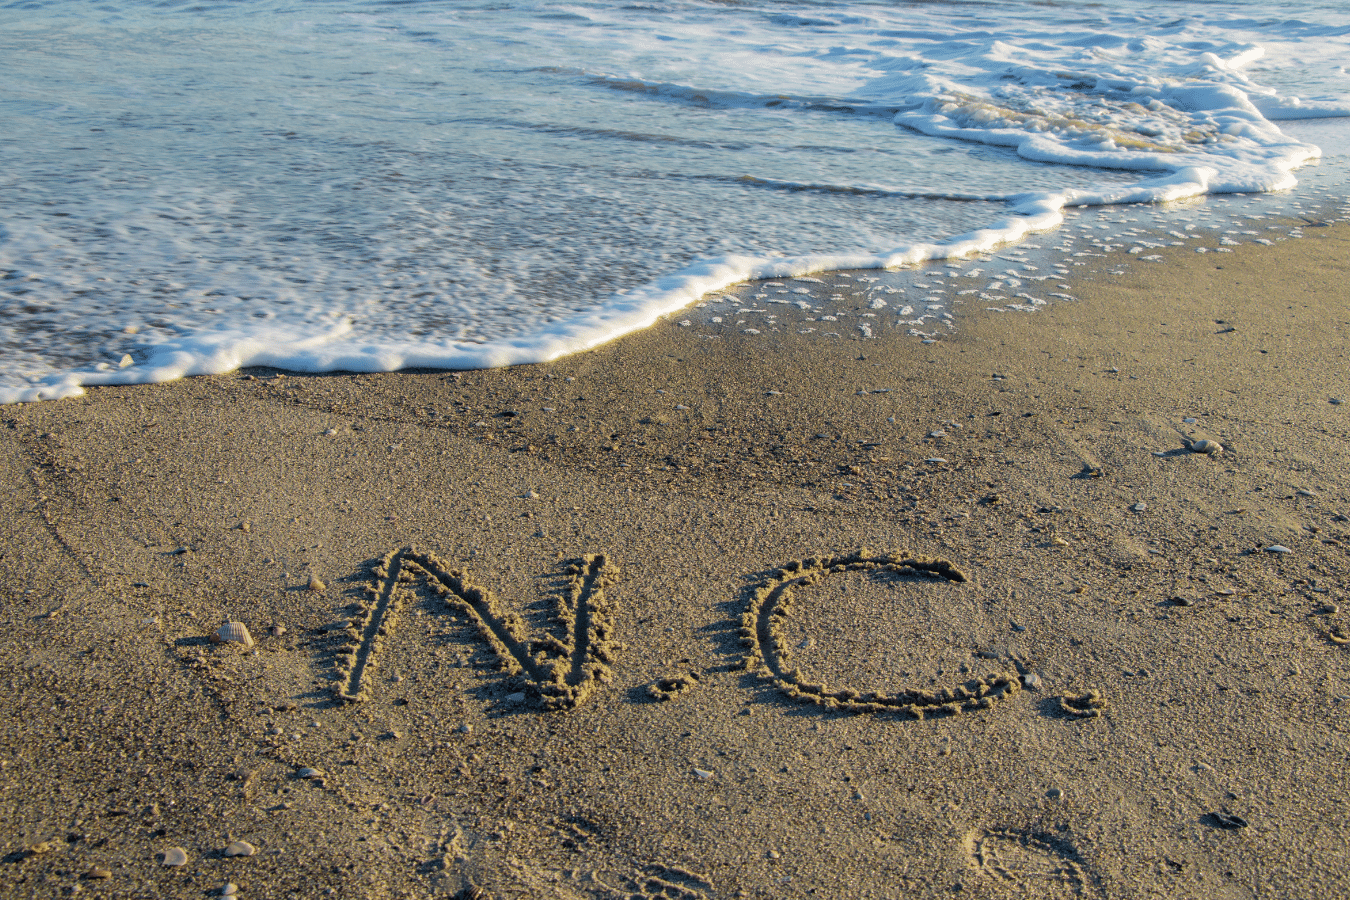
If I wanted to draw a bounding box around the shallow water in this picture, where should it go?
[1,0,1347,401]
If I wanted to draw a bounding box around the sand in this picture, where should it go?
[2,222,1348,899]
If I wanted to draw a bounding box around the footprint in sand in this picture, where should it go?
[625,864,713,900]
[334,548,620,709]
[965,827,1100,898]
[736,549,1021,718]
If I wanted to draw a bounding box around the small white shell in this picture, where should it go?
[211,622,254,649]
[223,840,256,857]
[1191,439,1223,455]
[161,847,189,866]
[296,767,325,779]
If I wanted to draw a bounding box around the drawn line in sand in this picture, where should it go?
[737,549,1020,718]
[966,827,1100,898]
[1058,690,1108,718]
[335,548,620,709]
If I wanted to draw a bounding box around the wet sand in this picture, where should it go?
[1,223,1348,899]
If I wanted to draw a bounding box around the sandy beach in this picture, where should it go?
[2,222,1349,899]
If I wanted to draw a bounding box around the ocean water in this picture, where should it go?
[2,0,1348,403]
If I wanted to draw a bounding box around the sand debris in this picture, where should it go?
[648,671,699,701]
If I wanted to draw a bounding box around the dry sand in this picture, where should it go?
[2,223,1348,899]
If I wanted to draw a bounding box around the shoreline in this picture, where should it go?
[2,224,1349,899]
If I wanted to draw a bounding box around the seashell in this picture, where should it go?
[222,884,239,897]
[210,622,254,649]
[161,847,189,866]
[296,767,325,779]
[1191,439,1223,455]
[86,867,112,880]
[223,840,256,857]
[1265,545,1292,554]
[307,573,326,592]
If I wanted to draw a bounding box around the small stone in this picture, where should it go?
[118,353,134,368]
[523,491,540,500]
[675,404,690,411]
[223,840,256,857]
[1297,489,1316,497]
[86,868,112,881]
[161,847,189,867]
[1021,672,1043,690]
[924,457,947,464]
[1132,502,1147,512]
[269,624,286,637]
[307,573,326,592]
[505,692,527,703]
[1265,545,1292,554]
[238,520,251,533]
[1331,398,1344,405]
[222,884,239,897]
[693,768,715,781]
[1049,536,1069,547]
[766,849,781,861]
[1315,602,1339,615]
[457,723,473,734]
[1046,787,1065,802]
[1190,439,1223,455]
[296,767,324,779]
[928,430,946,438]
